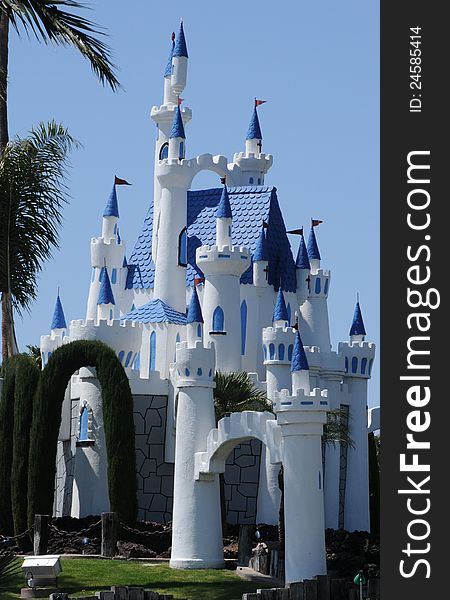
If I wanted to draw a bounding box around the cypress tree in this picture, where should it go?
[0,357,17,534]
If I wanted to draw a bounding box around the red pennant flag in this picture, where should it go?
[171,31,175,42]
[287,228,304,236]
[255,99,267,107]
[114,176,131,186]
[178,97,184,106]
[311,219,323,227]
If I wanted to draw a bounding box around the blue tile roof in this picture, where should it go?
[98,267,115,305]
[103,185,119,218]
[253,227,268,262]
[173,21,188,58]
[170,105,186,139]
[123,298,187,325]
[216,186,232,219]
[246,107,262,140]
[349,301,366,336]
[186,286,203,323]
[307,227,321,260]
[273,288,289,322]
[295,235,310,269]
[51,294,66,330]
[291,330,309,372]
[164,40,175,77]
[126,186,297,293]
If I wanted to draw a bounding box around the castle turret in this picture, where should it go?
[338,302,375,531]
[97,267,116,321]
[197,188,250,372]
[171,20,188,96]
[273,288,289,327]
[51,293,67,335]
[291,329,310,394]
[40,292,67,368]
[307,226,321,273]
[102,185,119,240]
[253,226,268,288]
[170,340,224,569]
[295,232,311,304]
[163,33,177,105]
[186,286,203,346]
[168,104,186,160]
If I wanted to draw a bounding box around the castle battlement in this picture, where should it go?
[174,340,216,388]
[273,387,329,422]
[196,244,250,276]
[151,104,192,122]
[338,341,376,378]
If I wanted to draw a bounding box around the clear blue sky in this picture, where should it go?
[9,0,379,406]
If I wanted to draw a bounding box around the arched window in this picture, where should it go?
[118,350,125,363]
[288,344,294,361]
[111,268,117,284]
[213,306,224,332]
[240,300,247,355]
[352,357,358,374]
[149,331,156,371]
[109,309,113,320]
[79,405,89,441]
[315,277,321,294]
[286,303,291,325]
[179,141,185,160]
[124,351,133,368]
[249,177,254,184]
[197,323,202,338]
[269,343,275,360]
[133,352,141,371]
[361,357,368,374]
[159,142,169,160]
[257,178,261,185]
[263,345,267,360]
[197,368,202,376]
[324,278,329,295]
[345,356,349,372]
[178,228,187,266]
[278,344,285,360]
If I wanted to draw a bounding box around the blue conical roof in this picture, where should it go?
[173,21,188,58]
[51,294,67,330]
[349,301,366,336]
[122,255,127,267]
[216,186,232,219]
[169,105,186,139]
[103,185,119,218]
[253,227,268,262]
[307,227,321,260]
[97,267,115,305]
[296,235,311,269]
[273,288,289,322]
[186,287,203,324]
[291,330,309,372]
[164,39,175,77]
[246,107,262,140]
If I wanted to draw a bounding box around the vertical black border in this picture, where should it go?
[381,2,447,597]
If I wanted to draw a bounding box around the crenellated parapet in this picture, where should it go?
[196,244,250,277]
[173,340,216,388]
[262,324,296,365]
[338,341,376,379]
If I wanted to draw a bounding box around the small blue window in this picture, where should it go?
[118,350,125,363]
[185,368,190,376]
[361,357,368,374]
[269,343,275,360]
[249,177,254,184]
[179,141,185,160]
[345,356,349,372]
[197,323,202,338]
[197,368,202,376]
[286,303,291,325]
[352,357,358,373]
[228,226,232,237]
[125,351,133,368]
[79,406,89,441]
[213,306,224,332]
[209,369,212,377]
[133,352,141,371]
[111,268,117,284]
[159,142,169,160]
[109,309,113,320]
[178,228,187,266]
[263,345,267,360]
[278,344,285,360]
[315,277,321,294]
[288,344,293,361]
[149,331,156,371]
[324,278,329,295]
[240,300,247,355]
[91,268,95,282]
[257,178,261,185]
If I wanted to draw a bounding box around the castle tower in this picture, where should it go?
[298,226,332,352]
[40,292,67,368]
[97,267,116,321]
[231,103,273,186]
[186,286,203,346]
[86,184,126,320]
[197,186,250,372]
[274,379,329,583]
[295,232,311,305]
[338,301,375,531]
[171,20,188,96]
[170,340,224,569]
[291,329,310,394]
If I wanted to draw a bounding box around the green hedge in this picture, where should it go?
[27,340,137,526]
[0,358,17,534]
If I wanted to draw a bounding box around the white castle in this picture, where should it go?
[40,22,379,583]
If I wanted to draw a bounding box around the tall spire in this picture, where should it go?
[216,185,232,219]
[246,107,262,140]
[103,185,119,218]
[51,293,67,330]
[254,226,268,262]
[273,288,289,323]
[97,267,115,305]
[349,301,366,337]
[173,20,188,58]
[186,286,203,324]
[296,234,311,269]
[164,34,175,77]
[307,227,321,261]
[291,330,309,372]
[169,105,186,139]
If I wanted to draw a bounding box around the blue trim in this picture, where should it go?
[79,407,89,441]
[213,306,224,331]
[111,268,117,284]
[159,142,169,160]
[149,332,156,371]
[291,330,309,372]
[173,21,188,58]
[103,185,119,218]
[315,277,321,294]
[324,278,329,295]
[241,300,247,355]
[246,107,262,140]
[118,350,125,363]
[278,344,285,360]
[124,351,133,368]
[170,105,186,139]
[307,227,321,260]
[51,294,67,330]
[133,352,141,371]
[349,301,367,336]
[273,288,289,322]
[179,140,185,159]
[361,357,368,374]
[216,186,232,219]
[269,343,275,360]
[179,228,187,266]
[186,286,203,323]
[352,356,358,373]
[197,323,202,337]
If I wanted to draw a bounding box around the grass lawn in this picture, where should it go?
[0,559,269,600]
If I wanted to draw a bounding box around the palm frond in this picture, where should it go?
[0,120,79,314]
[324,407,355,448]
[0,549,20,588]
[1,0,120,90]
[213,371,271,423]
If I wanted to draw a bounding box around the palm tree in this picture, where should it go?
[0,0,119,361]
[0,549,20,591]
[214,371,271,421]
[0,121,78,362]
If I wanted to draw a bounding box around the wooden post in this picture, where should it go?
[317,575,330,600]
[238,524,256,566]
[303,579,318,600]
[111,587,129,600]
[101,512,117,557]
[127,589,145,600]
[33,514,49,555]
[330,579,346,600]
[288,582,304,600]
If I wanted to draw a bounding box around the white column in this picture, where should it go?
[322,374,342,530]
